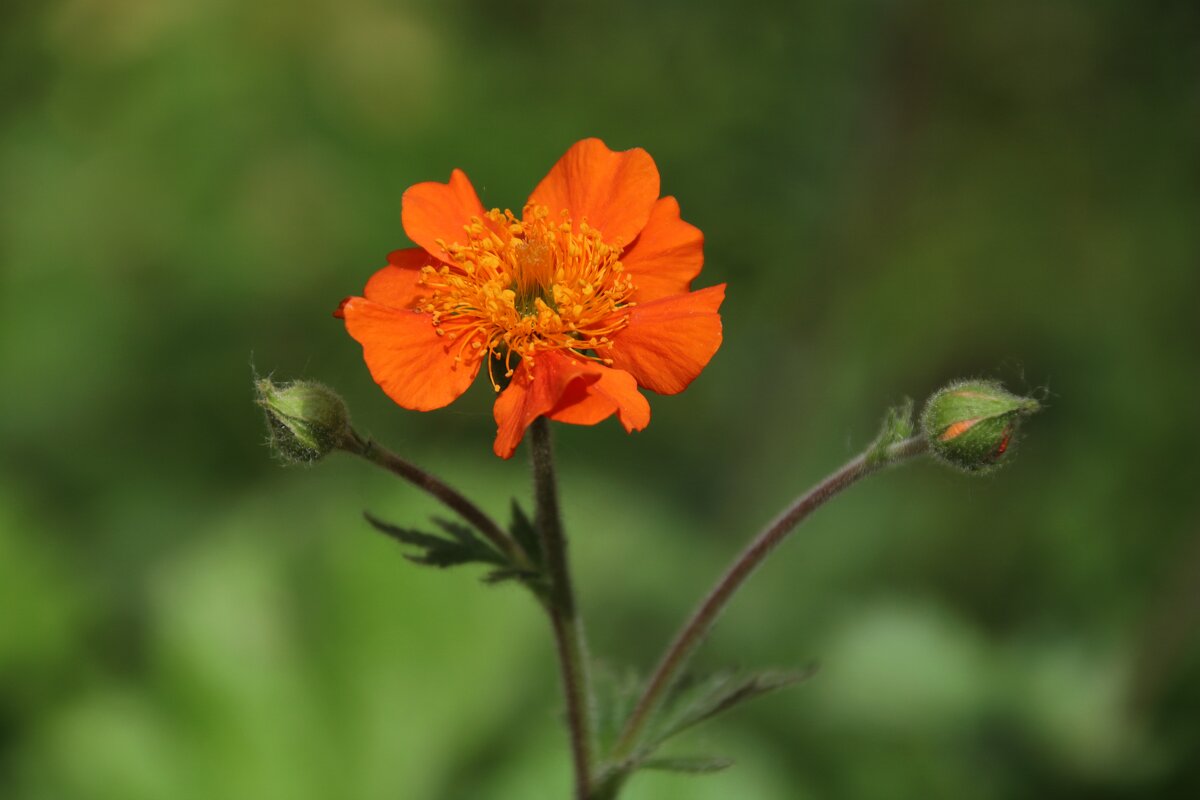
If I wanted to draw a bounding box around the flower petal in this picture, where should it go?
[401,168,487,262]
[341,297,481,411]
[621,196,704,303]
[545,354,650,432]
[526,138,660,246]
[492,355,599,459]
[359,248,436,308]
[599,284,726,395]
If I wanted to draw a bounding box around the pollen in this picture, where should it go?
[415,204,636,390]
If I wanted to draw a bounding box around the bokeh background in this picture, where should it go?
[3,0,1199,797]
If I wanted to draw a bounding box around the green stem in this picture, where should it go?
[610,435,929,763]
[340,428,529,568]
[530,418,595,800]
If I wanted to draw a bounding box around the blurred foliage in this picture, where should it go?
[2,0,1199,797]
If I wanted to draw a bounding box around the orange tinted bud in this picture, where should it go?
[921,381,1038,472]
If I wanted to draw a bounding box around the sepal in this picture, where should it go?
[867,398,915,466]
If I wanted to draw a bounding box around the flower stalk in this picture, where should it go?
[529,417,596,799]
[609,434,929,763]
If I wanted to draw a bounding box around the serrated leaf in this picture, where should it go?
[508,499,542,566]
[591,665,644,754]
[481,567,544,586]
[364,512,505,569]
[639,755,735,775]
[432,517,481,547]
[652,666,817,745]
[364,514,453,550]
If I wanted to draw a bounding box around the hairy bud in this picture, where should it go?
[255,377,350,464]
[920,380,1039,472]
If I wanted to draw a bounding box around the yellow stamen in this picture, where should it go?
[415,204,635,390]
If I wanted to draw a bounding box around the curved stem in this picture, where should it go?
[530,418,595,800]
[610,435,929,761]
[339,428,529,568]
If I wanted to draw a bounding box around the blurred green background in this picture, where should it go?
[3,0,1198,797]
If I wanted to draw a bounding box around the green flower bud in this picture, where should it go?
[255,377,351,464]
[920,380,1039,472]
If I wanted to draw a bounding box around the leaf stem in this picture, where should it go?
[339,428,529,568]
[610,435,929,761]
[530,417,595,800]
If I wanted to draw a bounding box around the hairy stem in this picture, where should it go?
[610,435,929,762]
[530,418,595,800]
[340,428,529,568]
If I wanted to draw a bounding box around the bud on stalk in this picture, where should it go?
[255,377,351,464]
[920,380,1039,472]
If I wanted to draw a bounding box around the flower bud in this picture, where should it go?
[920,380,1039,472]
[255,377,351,464]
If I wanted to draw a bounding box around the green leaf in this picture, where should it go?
[652,666,818,745]
[480,566,544,588]
[508,499,542,567]
[431,517,485,548]
[591,665,644,753]
[364,512,505,569]
[596,665,817,793]
[639,755,735,774]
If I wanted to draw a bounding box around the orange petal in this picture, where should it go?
[386,246,438,274]
[545,353,650,432]
[356,248,437,310]
[526,138,660,246]
[401,168,487,262]
[599,284,725,395]
[492,355,599,459]
[621,196,704,303]
[334,248,432,319]
[341,297,481,411]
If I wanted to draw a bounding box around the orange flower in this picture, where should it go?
[337,138,725,458]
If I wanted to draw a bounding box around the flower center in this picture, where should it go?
[417,205,636,390]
